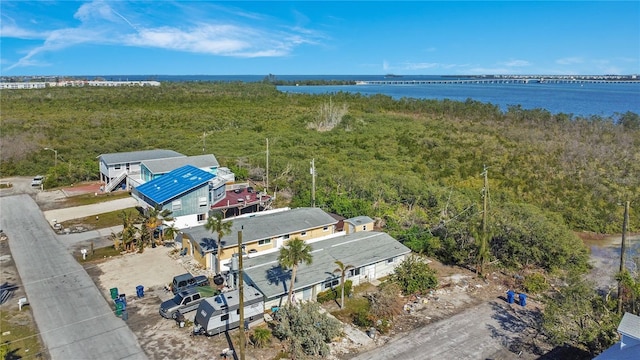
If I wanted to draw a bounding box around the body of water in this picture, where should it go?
[584,235,640,291]
[278,82,639,118]
[79,74,639,118]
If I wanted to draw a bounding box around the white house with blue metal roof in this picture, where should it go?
[131,165,222,228]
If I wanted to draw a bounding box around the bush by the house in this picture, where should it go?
[273,302,342,358]
[316,280,352,303]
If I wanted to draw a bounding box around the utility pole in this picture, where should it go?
[310,158,316,208]
[482,165,488,233]
[265,138,269,194]
[477,165,489,275]
[237,228,245,360]
[618,200,630,314]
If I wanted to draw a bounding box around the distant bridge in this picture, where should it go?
[355,78,640,85]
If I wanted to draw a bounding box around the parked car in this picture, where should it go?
[171,273,210,294]
[159,288,205,319]
[31,175,44,186]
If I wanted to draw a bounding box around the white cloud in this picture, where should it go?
[4,0,325,70]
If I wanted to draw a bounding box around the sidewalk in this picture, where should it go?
[43,197,138,223]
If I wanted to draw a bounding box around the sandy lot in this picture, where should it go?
[84,246,286,360]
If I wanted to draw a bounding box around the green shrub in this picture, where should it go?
[523,273,550,293]
[353,308,374,328]
[316,280,352,303]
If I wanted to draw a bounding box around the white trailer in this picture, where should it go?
[193,285,264,336]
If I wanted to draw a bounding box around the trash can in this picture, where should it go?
[119,294,127,306]
[122,310,129,321]
[110,287,119,300]
[518,293,527,307]
[136,285,144,298]
[115,299,124,316]
[506,290,515,304]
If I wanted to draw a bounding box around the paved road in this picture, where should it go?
[0,194,147,360]
[351,301,530,360]
[43,197,138,224]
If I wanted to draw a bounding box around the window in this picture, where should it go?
[197,214,206,222]
[258,239,271,246]
[387,257,394,264]
[363,225,367,231]
[114,164,121,170]
[283,234,290,240]
[323,279,339,289]
[348,268,361,277]
[198,196,207,207]
[221,314,229,321]
[323,226,329,231]
[172,200,182,211]
[300,231,307,237]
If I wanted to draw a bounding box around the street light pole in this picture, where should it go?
[44,147,57,168]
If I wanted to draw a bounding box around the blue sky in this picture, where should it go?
[1,1,638,76]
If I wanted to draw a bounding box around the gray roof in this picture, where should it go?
[619,312,640,340]
[345,216,374,226]
[99,149,184,165]
[242,231,411,300]
[141,154,219,174]
[181,208,337,252]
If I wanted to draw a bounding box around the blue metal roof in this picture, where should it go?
[135,165,214,205]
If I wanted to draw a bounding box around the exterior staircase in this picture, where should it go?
[104,171,127,192]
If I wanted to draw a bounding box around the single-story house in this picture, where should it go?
[211,185,272,218]
[98,149,185,192]
[242,230,412,309]
[177,207,338,272]
[594,312,640,359]
[344,215,374,234]
[131,165,218,228]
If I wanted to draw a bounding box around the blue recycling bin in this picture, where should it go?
[506,290,515,304]
[518,293,527,307]
[119,294,127,306]
[136,285,144,298]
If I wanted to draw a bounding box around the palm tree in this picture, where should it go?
[204,213,232,274]
[145,205,174,246]
[278,238,313,304]
[333,260,354,309]
[119,210,137,252]
[163,223,179,243]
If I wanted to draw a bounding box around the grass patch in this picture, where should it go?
[62,191,131,207]
[77,245,121,263]
[60,207,138,231]
[0,309,46,359]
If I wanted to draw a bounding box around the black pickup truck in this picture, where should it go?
[171,273,210,294]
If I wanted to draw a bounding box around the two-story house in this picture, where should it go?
[131,165,224,228]
[98,149,185,192]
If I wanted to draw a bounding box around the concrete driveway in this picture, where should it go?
[351,301,535,360]
[0,194,147,360]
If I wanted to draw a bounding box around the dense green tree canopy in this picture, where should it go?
[1,82,637,257]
